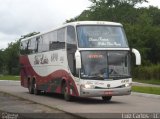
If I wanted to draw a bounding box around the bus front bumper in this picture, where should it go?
[80,87,131,97]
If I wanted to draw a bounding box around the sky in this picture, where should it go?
[0,0,160,49]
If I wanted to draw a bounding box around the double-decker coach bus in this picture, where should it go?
[20,21,141,101]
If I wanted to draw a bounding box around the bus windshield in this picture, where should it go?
[80,51,130,80]
[77,25,128,48]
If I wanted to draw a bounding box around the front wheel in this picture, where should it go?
[102,96,112,102]
[62,82,71,101]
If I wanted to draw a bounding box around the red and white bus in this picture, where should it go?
[20,21,141,101]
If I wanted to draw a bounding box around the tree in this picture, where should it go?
[0,50,5,74]
[20,32,40,39]
[2,32,40,75]
[66,0,160,65]
[5,41,20,75]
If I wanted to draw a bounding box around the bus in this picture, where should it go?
[20,21,141,101]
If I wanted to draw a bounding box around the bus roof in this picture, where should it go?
[67,21,122,26]
[21,21,122,42]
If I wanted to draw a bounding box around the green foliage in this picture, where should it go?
[1,32,40,75]
[0,75,20,81]
[0,50,5,73]
[4,40,20,75]
[132,86,160,95]
[66,0,160,65]
[133,64,160,80]
[66,0,160,81]
[20,32,40,40]
[133,79,160,85]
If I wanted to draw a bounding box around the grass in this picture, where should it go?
[132,86,160,95]
[133,79,160,85]
[0,75,20,81]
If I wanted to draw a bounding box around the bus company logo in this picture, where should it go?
[95,82,104,85]
[107,84,110,88]
[51,53,58,62]
[121,79,129,84]
[34,54,49,65]
[60,56,64,63]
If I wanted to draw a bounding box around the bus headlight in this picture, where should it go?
[125,83,132,87]
[81,84,95,89]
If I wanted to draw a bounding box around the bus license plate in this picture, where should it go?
[104,91,112,95]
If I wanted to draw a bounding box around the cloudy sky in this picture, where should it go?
[0,0,159,49]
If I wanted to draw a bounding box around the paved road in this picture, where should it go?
[0,92,77,119]
[0,80,160,118]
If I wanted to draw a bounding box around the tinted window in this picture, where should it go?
[28,38,37,54]
[49,31,58,50]
[41,34,50,52]
[57,28,65,49]
[108,51,130,78]
[49,28,65,50]
[20,40,29,55]
[37,36,43,52]
[66,26,77,76]
[80,51,130,80]
[77,25,128,48]
[67,26,76,49]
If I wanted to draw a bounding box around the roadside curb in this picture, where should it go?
[132,82,160,88]
[132,92,160,99]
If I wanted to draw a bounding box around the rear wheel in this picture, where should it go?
[102,96,112,102]
[33,81,41,95]
[62,82,71,101]
[28,80,34,94]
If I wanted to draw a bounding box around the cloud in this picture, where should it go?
[0,32,19,49]
[0,0,91,49]
[0,0,159,49]
[0,0,60,34]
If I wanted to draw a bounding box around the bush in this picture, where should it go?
[132,64,160,80]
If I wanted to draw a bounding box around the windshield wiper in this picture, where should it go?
[90,74,104,80]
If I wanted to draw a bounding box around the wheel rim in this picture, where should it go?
[28,81,34,94]
[34,82,40,95]
[63,83,70,101]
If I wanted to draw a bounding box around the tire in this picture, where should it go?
[33,81,41,95]
[62,82,71,101]
[102,96,112,102]
[28,80,34,94]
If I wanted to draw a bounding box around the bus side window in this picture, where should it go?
[20,40,29,55]
[67,26,77,76]
[37,36,45,53]
[40,35,49,52]
[57,28,65,49]
[28,38,37,54]
[49,31,57,51]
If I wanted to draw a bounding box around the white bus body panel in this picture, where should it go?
[28,50,68,77]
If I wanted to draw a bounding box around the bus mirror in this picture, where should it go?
[132,48,141,65]
[75,50,82,69]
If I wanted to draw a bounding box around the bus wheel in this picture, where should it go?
[28,80,34,94]
[33,82,40,95]
[102,96,112,102]
[62,83,71,101]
